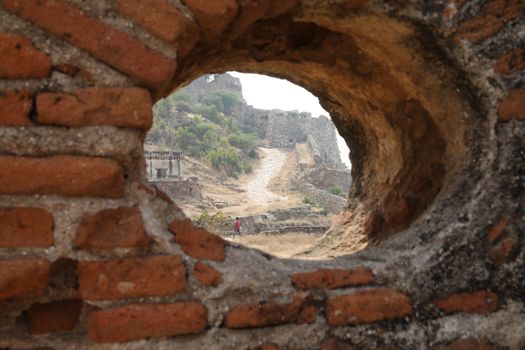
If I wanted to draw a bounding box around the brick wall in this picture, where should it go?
[0,0,524,349]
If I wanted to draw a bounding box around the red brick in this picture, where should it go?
[183,0,239,39]
[0,259,50,299]
[326,288,412,326]
[297,304,317,324]
[0,91,33,126]
[254,344,281,350]
[494,48,525,75]
[37,88,153,130]
[74,207,149,250]
[0,0,176,89]
[230,0,271,37]
[224,293,309,329]
[266,0,299,18]
[291,267,374,290]
[346,0,369,10]
[194,262,222,287]
[432,290,498,315]
[169,219,226,262]
[499,90,525,121]
[0,155,125,198]
[322,338,354,350]
[0,207,54,248]
[88,302,207,343]
[434,339,497,350]
[116,0,201,57]
[0,32,51,79]
[490,237,517,264]
[488,217,511,242]
[26,299,82,334]
[451,0,525,43]
[78,255,185,300]
[55,63,94,83]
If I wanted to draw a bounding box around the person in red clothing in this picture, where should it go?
[233,217,241,236]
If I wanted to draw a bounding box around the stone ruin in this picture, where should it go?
[146,150,202,200]
[0,0,524,349]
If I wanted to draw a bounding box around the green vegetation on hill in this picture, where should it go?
[146,87,258,178]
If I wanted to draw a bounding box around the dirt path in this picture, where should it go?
[242,147,288,205]
[220,147,301,216]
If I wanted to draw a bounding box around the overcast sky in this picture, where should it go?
[228,72,351,168]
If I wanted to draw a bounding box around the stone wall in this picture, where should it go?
[293,180,347,214]
[246,108,345,169]
[301,166,352,194]
[151,178,202,200]
[0,0,524,349]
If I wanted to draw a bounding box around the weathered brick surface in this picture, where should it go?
[326,288,412,326]
[0,32,51,79]
[450,0,525,43]
[88,302,207,343]
[0,259,50,299]
[0,91,33,126]
[55,63,94,82]
[297,304,317,324]
[321,338,354,350]
[494,48,525,75]
[116,0,200,57]
[254,344,281,350]
[434,339,497,350]
[74,207,149,250]
[194,262,222,286]
[382,194,411,228]
[291,267,374,290]
[183,0,239,39]
[499,90,525,121]
[50,258,79,291]
[346,0,369,10]
[0,156,125,198]
[169,219,226,261]
[230,0,271,36]
[488,217,510,242]
[224,293,308,329]
[363,211,382,238]
[78,255,185,300]
[432,290,498,315]
[489,237,517,264]
[26,299,83,334]
[37,88,153,130]
[0,0,176,89]
[0,207,54,248]
[266,0,299,17]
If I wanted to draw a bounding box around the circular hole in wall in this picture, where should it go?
[146,72,353,259]
[153,12,475,259]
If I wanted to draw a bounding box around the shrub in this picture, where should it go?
[175,101,194,113]
[328,186,346,197]
[197,104,221,123]
[207,147,244,177]
[172,91,192,102]
[227,133,257,156]
[302,196,316,205]
[192,211,232,234]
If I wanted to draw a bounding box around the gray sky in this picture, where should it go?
[228,72,351,168]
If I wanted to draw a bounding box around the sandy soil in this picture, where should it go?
[229,232,322,259]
